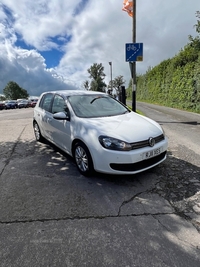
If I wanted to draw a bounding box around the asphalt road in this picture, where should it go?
[0,105,200,267]
[135,102,200,167]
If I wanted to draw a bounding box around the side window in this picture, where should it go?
[52,94,69,115]
[39,93,54,112]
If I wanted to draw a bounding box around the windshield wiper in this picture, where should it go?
[90,96,107,104]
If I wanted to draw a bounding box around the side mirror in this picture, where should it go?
[53,111,70,121]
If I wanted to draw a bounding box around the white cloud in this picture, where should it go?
[0,40,77,96]
[0,0,199,97]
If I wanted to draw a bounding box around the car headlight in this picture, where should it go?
[99,136,132,151]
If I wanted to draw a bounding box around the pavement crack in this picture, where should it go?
[118,191,144,216]
[0,212,175,225]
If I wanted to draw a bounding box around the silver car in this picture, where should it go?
[33,90,168,176]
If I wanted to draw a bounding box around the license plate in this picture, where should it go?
[145,147,162,159]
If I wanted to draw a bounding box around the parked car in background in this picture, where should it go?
[29,99,38,108]
[17,100,29,108]
[33,90,168,176]
[0,101,5,110]
[4,100,17,109]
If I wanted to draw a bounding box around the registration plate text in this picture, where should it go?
[145,147,162,159]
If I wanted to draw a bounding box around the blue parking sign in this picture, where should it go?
[125,43,143,62]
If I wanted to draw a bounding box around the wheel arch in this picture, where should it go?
[71,138,85,156]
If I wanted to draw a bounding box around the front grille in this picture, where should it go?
[130,134,165,150]
[110,151,167,172]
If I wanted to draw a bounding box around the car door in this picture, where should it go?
[35,93,54,141]
[48,94,72,154]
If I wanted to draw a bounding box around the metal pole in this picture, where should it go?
[109,62,113,94]
[132,0,136,112]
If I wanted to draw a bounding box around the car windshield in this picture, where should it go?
[68,94,130,118]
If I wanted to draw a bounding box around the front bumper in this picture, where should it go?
[110,151,166,172]
[91,139,168,175]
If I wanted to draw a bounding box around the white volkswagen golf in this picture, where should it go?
[33,90,168,176]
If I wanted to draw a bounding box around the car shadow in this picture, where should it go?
[1,138,199,197]
[4,136,198,206]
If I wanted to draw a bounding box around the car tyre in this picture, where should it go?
[74,142,94,176]
[33,121,44,142]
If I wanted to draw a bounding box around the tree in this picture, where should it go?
[3,81,29,100]
[194,11,200,34]
[83,80,90,90]
[107,75,126,96]
[87,63,106,92]
[113,75,125,91]
[0,95,6,101]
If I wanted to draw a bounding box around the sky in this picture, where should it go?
[0,0,199,97]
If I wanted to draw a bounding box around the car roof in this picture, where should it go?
[40,90,106,99]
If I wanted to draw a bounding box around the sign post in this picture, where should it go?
[122,0,143,112]
[132,0,136,112]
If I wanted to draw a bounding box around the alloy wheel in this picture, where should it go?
[75,145,89,172]
[33,122,43,142]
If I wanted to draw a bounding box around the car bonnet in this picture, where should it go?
[78,112,163,143]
